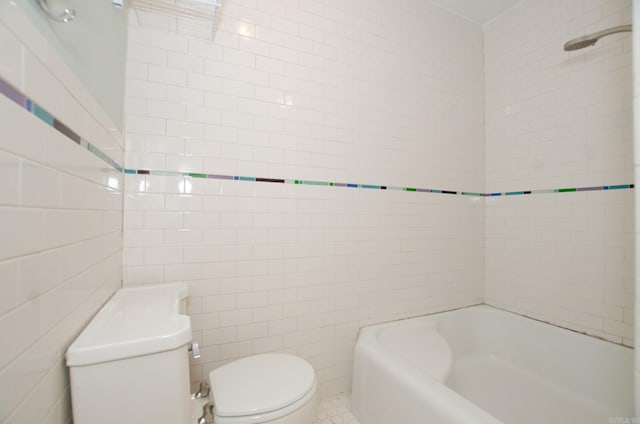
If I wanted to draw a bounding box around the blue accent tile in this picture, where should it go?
[605,185,629,190]
[33,103,54,126]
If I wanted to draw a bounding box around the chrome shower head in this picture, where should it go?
[564,25,632,51]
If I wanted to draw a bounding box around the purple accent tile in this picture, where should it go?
[0,78,26,107]
[416,188,429,193]
[54,118,81,144]
[333,183,348,187]
[208,174,234,180]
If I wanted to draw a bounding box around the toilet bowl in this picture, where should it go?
[66,284,317,424]
[209,353,317,424]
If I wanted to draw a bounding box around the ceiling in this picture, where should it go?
[429,0,522,25]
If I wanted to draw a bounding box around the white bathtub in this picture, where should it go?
[352,305,633,424]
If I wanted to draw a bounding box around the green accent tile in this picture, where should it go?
[294,180,300,184]
[188,173,207,178]
[462,192,483,197]
[405,187,416,192]
[558,188,577,193]
[32,104,54,126]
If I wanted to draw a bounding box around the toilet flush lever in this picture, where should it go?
[189,342,200,359]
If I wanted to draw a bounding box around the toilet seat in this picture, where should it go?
[209,353,316,424]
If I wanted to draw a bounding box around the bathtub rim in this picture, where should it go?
[355,303,634,350]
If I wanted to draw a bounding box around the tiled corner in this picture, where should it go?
[0,11,123,424]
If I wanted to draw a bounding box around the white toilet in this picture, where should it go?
[66,284,317,424]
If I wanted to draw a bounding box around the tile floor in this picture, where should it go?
[313,394,360,424]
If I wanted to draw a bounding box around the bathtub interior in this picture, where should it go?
[366,306,634,424]
[434,306,634,423]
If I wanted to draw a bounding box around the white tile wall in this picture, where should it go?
[0,3,124,422]
[485,0,634,346]
[123,0,633,401]
[124,0,486,396]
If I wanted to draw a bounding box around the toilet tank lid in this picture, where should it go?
[66,284,192,367]
[210,353,316,418]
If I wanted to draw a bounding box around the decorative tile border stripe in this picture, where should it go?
[122,168,635,197]
[0,76,122,172]
[0,75,634,199]
[487,184,634,197]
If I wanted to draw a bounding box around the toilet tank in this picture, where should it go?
[66,284,193,424]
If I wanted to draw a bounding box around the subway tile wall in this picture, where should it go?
[123,0,486,396]
[0,4,124,423]
[485,0,634,345]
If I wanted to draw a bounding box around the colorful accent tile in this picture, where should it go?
[0,78,26,107]
[606,184,631,190]
[577,186,604,192]
[33,103,54,126]
[301,180,331,186]
[256,178,285,183]
[0,75,634,201]
[53,119,81,144]
[208,174,234,180]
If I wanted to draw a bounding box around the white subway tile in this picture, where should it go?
[148,65,187,86]
[219,340,252,360]
[127,43,168,65]
[0,23,23,89]
[166,120,204,138]
[0,98,47,163]
[0,259,19,315]
[0,208,43,260]
[166,85,205,106]
[0,152,20,206]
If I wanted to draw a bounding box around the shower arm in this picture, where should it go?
[588,25,633,40]
[36,0,75,23]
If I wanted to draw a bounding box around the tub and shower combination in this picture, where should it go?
[352,305,633,424]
